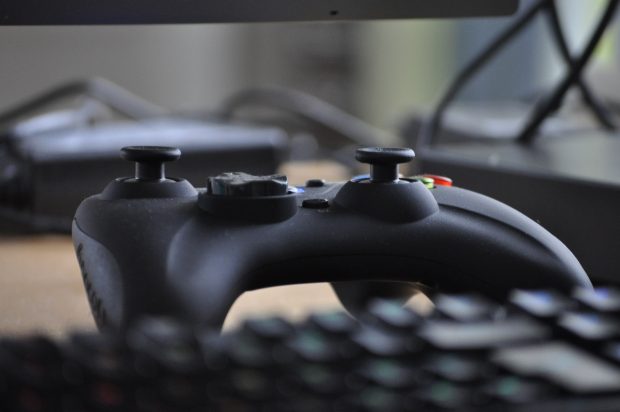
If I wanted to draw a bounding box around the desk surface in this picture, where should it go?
[0,236,353,337]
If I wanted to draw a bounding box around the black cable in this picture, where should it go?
[519,0,620,143]
[0,77,167,132]
[0,78,169,233]
[418,0,550,148]
[216,87,399,148]
[544,1,616,130]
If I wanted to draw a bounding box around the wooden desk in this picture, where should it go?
[0,236,93,337]
[0,235,349,337]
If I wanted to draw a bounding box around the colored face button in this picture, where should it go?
[422,174,453,187]
[419,177,435,189]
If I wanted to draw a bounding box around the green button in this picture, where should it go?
[420,177,435,189]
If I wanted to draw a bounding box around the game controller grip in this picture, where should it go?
[72,146,592,331]
[160,189,590,327]
[328,185,591,315]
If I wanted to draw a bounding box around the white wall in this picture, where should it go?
[0,25,254,113]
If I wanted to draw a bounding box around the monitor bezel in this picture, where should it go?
[0,0,519,25]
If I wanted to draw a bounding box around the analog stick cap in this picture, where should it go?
[121,146,181,181]
[356,147,415,183]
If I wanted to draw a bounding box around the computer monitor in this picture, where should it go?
[0,0,519,25]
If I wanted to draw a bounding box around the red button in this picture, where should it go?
[423,174,453,187]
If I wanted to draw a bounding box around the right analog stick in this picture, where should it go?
[355,147,415,183]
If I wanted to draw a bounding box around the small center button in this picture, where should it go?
[302,198,330,209]
[306,179,326,188]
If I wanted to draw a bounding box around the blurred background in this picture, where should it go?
[0,0,616,136]
[1,0,619,335]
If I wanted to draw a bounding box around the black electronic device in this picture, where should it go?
[401,0,620,285]
[72,146,590,331]
[0,0,519,25]
[0,79,289,233]
[2,286,620,411]
[0,118,288,233]
[404,113,620,286]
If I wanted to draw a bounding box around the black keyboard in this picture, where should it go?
[2,287,620,411]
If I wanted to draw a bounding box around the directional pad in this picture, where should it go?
[208,172,289,197]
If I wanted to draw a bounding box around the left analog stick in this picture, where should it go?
[121,146,181,181]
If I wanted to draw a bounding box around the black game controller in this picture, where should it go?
[72,146,592,330]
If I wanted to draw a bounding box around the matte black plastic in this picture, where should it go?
[0,119,288,233]
[121,146,181,164]
[356,147,415,183]
[100,178,198,200]
[334,179,439,223]
[121,146,181,182]
[208,173,289,197]
[198,190,299,223]
[73,147,592,331]
[100,147,198,200]
[403,115,620,285]
[0,0,519,25]
[356,147,415,164]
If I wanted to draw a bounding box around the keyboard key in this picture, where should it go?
[288,330,339,363]
[129,318,201,374]
[308,312,357,337]
[557,312,620,341]
[492,342,620,394]
[230,369,272,401]
[604,342,620,365]
[353,328,421,357]
[365,300,421,332]
[434,294,499,321]
[483,376,552,404]
[89,381,128,409]
[7,290,620,410]
[296,365,344,395]
[15,387,50,412]
[2,337,63,387]
[510,290,576,318]
[423,355,491,383]
[419,318,550,350]
[159,375,204,407]
[226,335,275,368]
[574,288,620,313]
[69,333,129,379]
[243,317,294,341]
[358,387,405,411]
[415,381,471,410]
[357,359,415,389]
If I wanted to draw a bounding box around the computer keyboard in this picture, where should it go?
[1,287,620,411]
